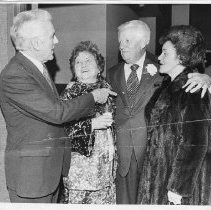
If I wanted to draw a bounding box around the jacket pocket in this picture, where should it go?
[18,148,51,157]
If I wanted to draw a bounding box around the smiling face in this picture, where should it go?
[158,41,181,75]
[118,27,145,64]
[74,51,100,83]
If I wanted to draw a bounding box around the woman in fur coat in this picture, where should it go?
[137,25,211,205]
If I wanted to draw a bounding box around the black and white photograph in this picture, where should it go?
[0,1,211,209]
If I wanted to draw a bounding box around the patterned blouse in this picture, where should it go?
[60,78,117,191]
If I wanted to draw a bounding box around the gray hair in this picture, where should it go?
[118,20,151,47]
[10,9,52,51]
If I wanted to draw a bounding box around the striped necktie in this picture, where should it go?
[126,64,139,99]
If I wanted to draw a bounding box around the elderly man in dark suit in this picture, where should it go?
[0,9,115,203]
[107,20,211,204]
[107,20,162,204]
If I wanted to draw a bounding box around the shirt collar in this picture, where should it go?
[124,52,146,81]
[129,52,146,69]
[20,51,44,74]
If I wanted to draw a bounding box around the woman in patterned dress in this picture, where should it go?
[60,41,116,204]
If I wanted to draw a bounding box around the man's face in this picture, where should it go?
[118,28,145,64]
[36,21,59,63]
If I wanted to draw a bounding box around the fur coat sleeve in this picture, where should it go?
[167,91,211,197]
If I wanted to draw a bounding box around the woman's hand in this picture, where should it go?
[167,191,182,205]
[183,73,211,98]
[91,112,113,130]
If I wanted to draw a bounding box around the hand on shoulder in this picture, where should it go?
[183,72,211,98]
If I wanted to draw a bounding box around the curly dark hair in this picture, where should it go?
[69,41,105,81]
[159,25,206,68]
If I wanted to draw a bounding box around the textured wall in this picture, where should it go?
[0,4,11,202]
[106,5,138,70]
[43,4,106,84]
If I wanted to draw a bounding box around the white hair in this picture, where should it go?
[10,9,52,51]
[118,20,151,47]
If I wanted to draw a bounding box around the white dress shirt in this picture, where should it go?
[124,52,146,82]
[20,51,44,74]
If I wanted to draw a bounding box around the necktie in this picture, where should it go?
[126,64,139,99]
[43,65,53,90]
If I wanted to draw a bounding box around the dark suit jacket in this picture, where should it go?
[107,55,162,176]
[0,52,95,198]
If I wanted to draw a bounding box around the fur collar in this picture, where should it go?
[164,67,197,93]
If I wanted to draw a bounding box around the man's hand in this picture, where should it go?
[66,81,75,89]
[91,88,117,104]
[92,112,113,130]
[168,191,182,205]
[183,73,211,98]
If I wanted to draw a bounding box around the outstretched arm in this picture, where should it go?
[1,70,95,125]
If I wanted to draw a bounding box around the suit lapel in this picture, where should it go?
[113,60,156,110]
[131,56,158,111]
[46,72,59,98]
[16,53,59,98]
[114,63,130,106]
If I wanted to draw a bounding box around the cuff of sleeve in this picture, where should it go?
[167,180,192,198]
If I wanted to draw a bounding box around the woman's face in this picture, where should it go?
[158,41,181,75]
[74,51,100,83]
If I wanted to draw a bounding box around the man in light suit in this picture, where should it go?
[0,9,115,203]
